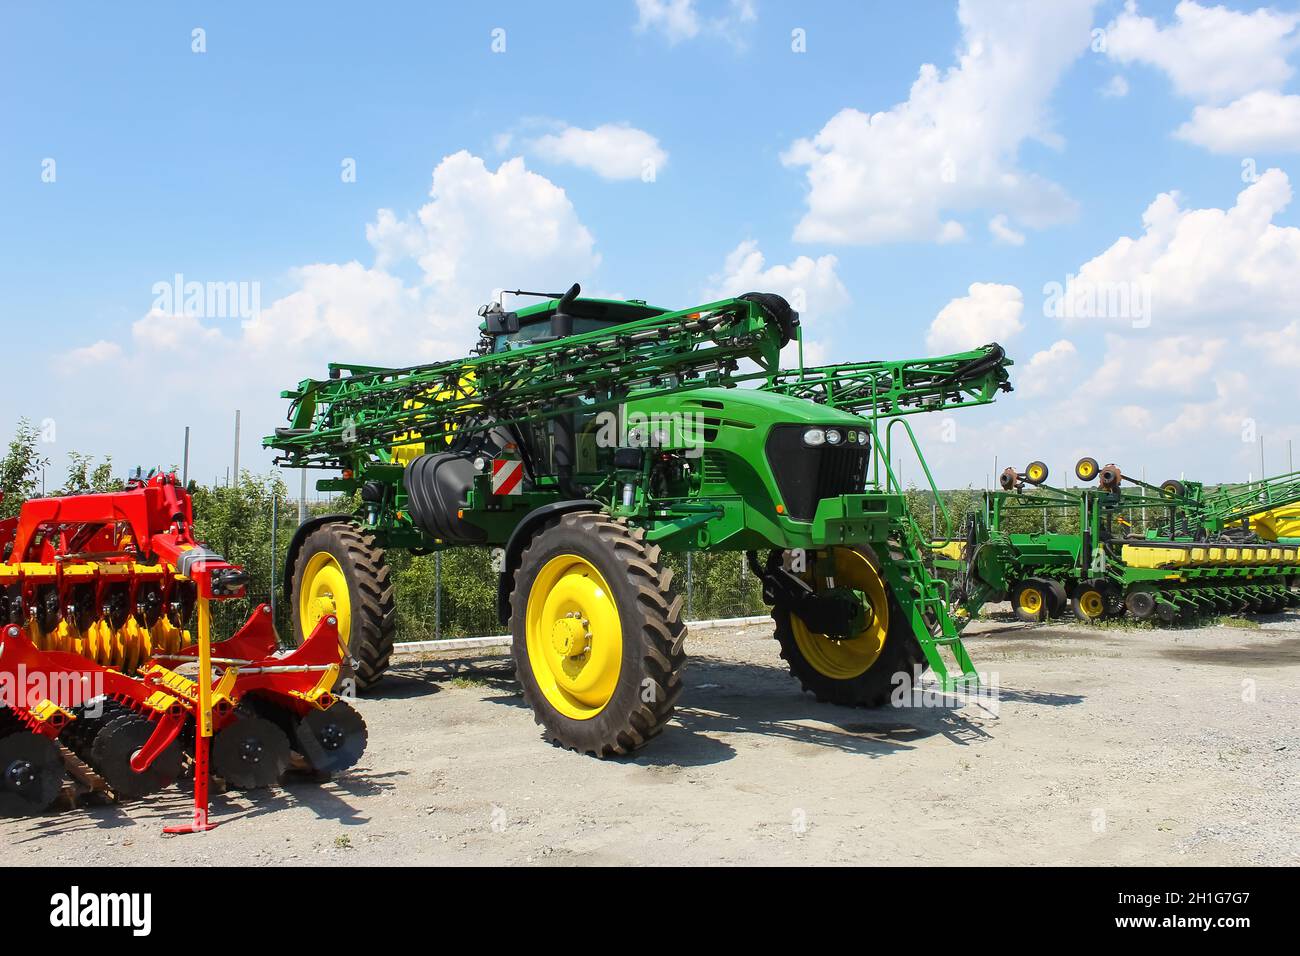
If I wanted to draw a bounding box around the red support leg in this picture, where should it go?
[163,732,218,834]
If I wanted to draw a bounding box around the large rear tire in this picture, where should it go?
[510,512,686,757]
[773,546,925,707]
[292,521,396,692]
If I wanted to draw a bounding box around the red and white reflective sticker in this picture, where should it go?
[491,458,523,496]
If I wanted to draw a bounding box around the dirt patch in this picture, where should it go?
[2,612,1297,866]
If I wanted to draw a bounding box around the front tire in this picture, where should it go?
[773,546,925,707]
[510,513,686,757]
[291,521,396,692]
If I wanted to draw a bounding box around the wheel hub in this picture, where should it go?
[319,722,344,751]
[550,614,590,658]
[5,759,36,792]
[239,737,264,764]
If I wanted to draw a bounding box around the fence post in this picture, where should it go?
[270,493,278,626]
[686,552,694,620]
[434,551,443,641]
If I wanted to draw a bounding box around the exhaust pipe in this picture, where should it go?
[551,283,581,495]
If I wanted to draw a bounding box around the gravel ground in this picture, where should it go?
[3,608,1298,866]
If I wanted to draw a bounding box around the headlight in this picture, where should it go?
[857,431,868,445]
[825,429,843,445]
[803,428,825,446]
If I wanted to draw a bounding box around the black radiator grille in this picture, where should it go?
[764,425,870,521]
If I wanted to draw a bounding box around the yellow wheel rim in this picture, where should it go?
[1078,590,1105,619]
[1077,460,1096,480]
[525,554,623,720]
[791,548,889,680]
[1018,586,1044,616]
[299,551,352,644]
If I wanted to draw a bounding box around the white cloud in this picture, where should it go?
[636,0,700,41]
[1059,168,1300,327]
[989,214,1025,245]
[529,122,667,180]
[1089,333,1226,394]
[1148,371,1253,446]
[1101,75,1129,98]
[634,0,755,46]
[703,240,849,369]
[65,340,123,367]
[1104,1,1299,104]
[781,0,1095,245]
[1250,318,1300,366]
[133,310,225,352]
[938,221,968,244]
[58,152,603,474]
[1104,2,1300,153]
[368,151,599,329]
[927,282,1025,353]
[1115,404,1154,431]
[241,263,424,357]
[1175,90,1300,153]
[703,240,849,317]
[1016,339,1078,397]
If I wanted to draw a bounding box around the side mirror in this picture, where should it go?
[485,311,520,335]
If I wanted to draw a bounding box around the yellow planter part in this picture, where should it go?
[392,373,478,466]
[12,560,192,671]
[791,548,890,680]
[1252,505,1300,542]
[524,553,623,720]
[1120,542,1298,569]
[932,540,966,561]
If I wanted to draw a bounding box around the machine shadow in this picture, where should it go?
[7,768,403,838]
[475,654,1018,768]
[370,656,522,701]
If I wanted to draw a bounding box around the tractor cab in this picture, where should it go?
[479,286,667,353]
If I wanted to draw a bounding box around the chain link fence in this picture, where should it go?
[190,476,769,644]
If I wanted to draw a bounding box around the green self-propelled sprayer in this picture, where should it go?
[266,285,1012,756]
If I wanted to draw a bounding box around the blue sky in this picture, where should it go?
[4,0,1300,490]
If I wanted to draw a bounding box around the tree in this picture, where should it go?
[0,419,49,519]
[59,452,120,495]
